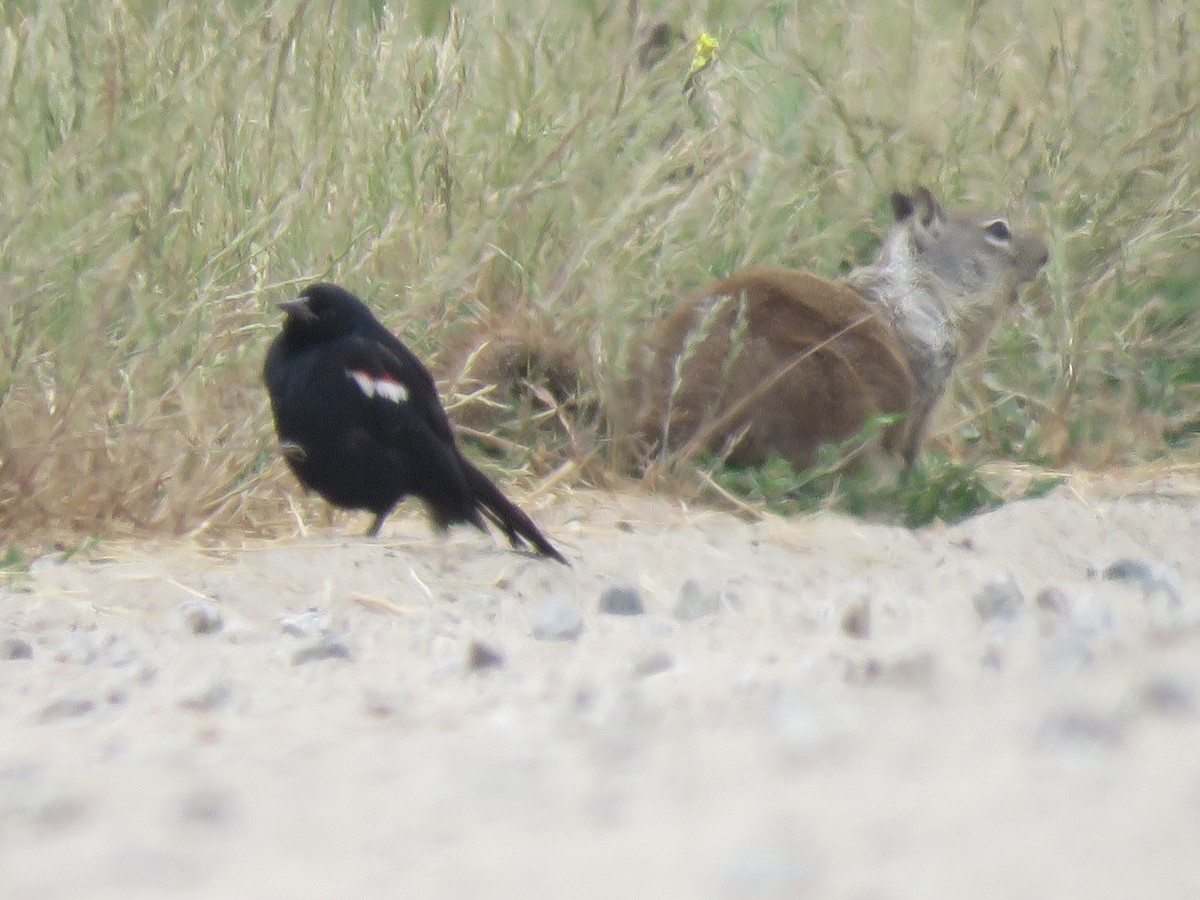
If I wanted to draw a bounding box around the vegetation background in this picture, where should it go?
[1,0,1197,544]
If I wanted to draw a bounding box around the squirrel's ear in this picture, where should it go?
[890,191,915,222]
[911,186,943,227]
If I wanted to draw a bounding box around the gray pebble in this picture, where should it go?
[467,640,505,671]
[177,680,233,713]
[721,587,745,613]
[845,652,936,689]
[39,695,96,722]
[599,585,646,616]
[1102,558,1156,586]
[363,689,405,717]
[631,650,674,678]
[0,637,33,660]
[105,686,129,706]
[980,644,1005,670]
[531,597,584,641]
[178,600,224,636]
[673,579,722,622]
[1037,708,1124,749]
[291,635,353,664]
[973,576,1024,623]
[1138,676,1196,718]
[180,788,235,827]
[840,597,871,639]
[1103,558,1183,605]
[1035,586,1070,617]
[280,610,330,639]
[26,795,88,830]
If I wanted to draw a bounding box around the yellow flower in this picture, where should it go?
[688,32,719,76]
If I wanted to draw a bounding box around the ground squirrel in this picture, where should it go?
[638,186,1049,471]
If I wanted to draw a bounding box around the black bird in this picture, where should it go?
[263,282,567,564]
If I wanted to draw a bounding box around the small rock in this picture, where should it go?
[280,610,330,639]
[1035,586,1070,616]
[39,695,96,722]
[722,587,746,613]
[980,644,1005,670]
[467,640,505,671]
[1037,708,1124,749]
[0,637,33,660]
[840,597,871,639]
[845,652,936,688]
[1103,558,1184,605]
[363,689,404,718]
[1138,676,1197,718]
[631,650,674,678]
[179,788,235,827]
[531,597,584,641]
[1103,558,1156,586]
[27,795,89,830]
[599,585,646,616]
[177,681,233,713]
[673,579,721,622]
[292,635,352,664]
[178,600,224,636]
[973,576,1024,623]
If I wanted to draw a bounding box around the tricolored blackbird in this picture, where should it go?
[264,283,567,564]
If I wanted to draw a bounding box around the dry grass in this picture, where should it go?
[0,0,1197,545]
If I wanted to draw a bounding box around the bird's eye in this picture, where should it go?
[984,220,1012,241]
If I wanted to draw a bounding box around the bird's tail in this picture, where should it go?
[459,459,569,565]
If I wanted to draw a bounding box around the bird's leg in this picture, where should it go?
[365,513,385,537]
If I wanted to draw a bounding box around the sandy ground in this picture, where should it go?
[2,482,1200,899]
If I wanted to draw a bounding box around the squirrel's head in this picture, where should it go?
[889,186,1049,294]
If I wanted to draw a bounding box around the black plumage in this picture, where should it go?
[263,283,567,564]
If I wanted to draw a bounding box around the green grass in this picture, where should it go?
[706,452,1007,529]
[702,418,1068,528]
[1,0,1197,539]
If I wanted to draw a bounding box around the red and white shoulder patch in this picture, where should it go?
[347,369,409,404]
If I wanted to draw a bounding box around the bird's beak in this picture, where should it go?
[276,296,317,323]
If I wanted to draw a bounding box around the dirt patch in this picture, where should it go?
[2,484,1199,898]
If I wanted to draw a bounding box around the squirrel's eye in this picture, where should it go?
[985,220,1012,241]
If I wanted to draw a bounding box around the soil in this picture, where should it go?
[2,482,1199,899]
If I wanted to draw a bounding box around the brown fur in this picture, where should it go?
[637,268,915,470]
[638,187,1049,472]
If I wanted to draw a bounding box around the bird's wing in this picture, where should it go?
[338,334,457,444]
